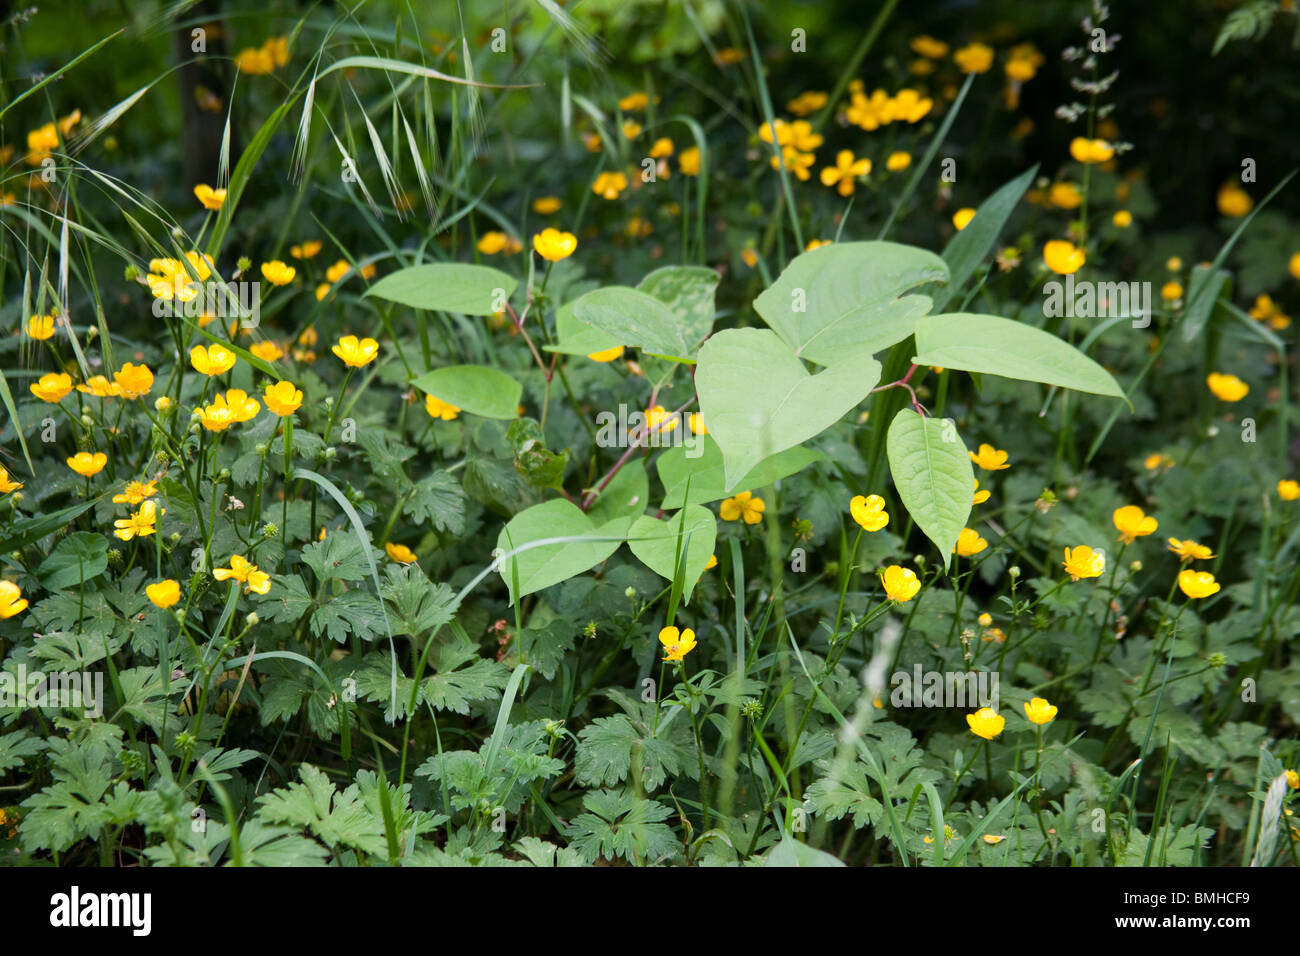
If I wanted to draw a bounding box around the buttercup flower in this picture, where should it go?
[880,565,921,603]
[689,413,707,435]
[26,314,56,340]
[953,42,994,74]
[386,542,417,565]
[533,228,577,261]
[969,443,1010,470]
[332,335,379,367]
[954,527,988,556]
[477,231,522,255]
[587,345,624,362]
[658,625,697,662]
[678,147,701,176]
[1206,372,1249,402]
[1113,505,1157,543]
[849,494,889,532]
[819,150,871,196]
[113,362,154,400]
[193,184,226,210]
[532,196,562,215]
[1048,182,1082,209]
[966,707,1005,740]
[425,394,460,421]
[67,452,107,477]
[886,151,912,171]
[263,381,303,416]
[251,341,284,362]
[0,466,21,494]
[1063,545,1105,581]
[1161,281,1183,302]
[290,240,322,259]
[1178,569,1220,599]
[1043,239,1086,275]
[261,260,296,286]
[77,375,120,398]
[146,579,181,608]
[1069,137,1115,164]
[646,406,679,434]
[1113,210,1133,228]
[114,500,159,541]
[592,171,629,200]
[213,554,272,595]
[112,480,158,505]
[618,91,649,111]
[952,207,976,231]
[973,479,990,505]
[1024,697,1058,725]
[30,372,73,403]
[1216,182,1253,218]
[1279,479,1300,501]
[190,343,237,376]
[786,91,828,116]
[0,581,29,620]
[1286,770,1299,790]
[1167,538,1214,562]
[720,491,765,525]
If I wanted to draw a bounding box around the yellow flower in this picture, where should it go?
[250,340,284,362]
[30,372,73,402]
[786,91,827,116]
[67,451,107,477]
[1062,545,1105,581]
[1287,770,1299,789]
[1177,569,1220,599]
[1043,239,1086,275]
[263,381,303,416]
[1048,182,1083,209]
[1069,137,1115,164]
[114,500,159,541]
[532,196,562,215]
[805,239,832,251]
[880,565,921,603]
[260,260,296,286]
[646,405,679,434]
[849,494,889,532]
[592,171,629,200]
[425,394,460,421]
[1279,479,1300,501]
[689,412,707,435]
[332,335,379,367]
[1024,697,1058,725]
[112,480,158,505]
[886,151,912,172]
[983,834,1007,845]
[77,375,121,398]
[193,183,226,210]
[954,528,988,556]
[621,120,642,140]
[658,625,697,662]
[25,122,59,165]
[113,362,153,400]
[0,466,21,494]
[290,240,322,259]
[1167,538,1215,562]
[679,146,701,177]
[1167,256,1183,272]
[26,314,56,340]
[911,35,949,58]
[1216,182,1253,218]
[969,443,1010,470]
[953,42,994,74]
[1206,372,1248,402]
[385,542,417,565]
[199,390,260,431]
[477,231,522,255]
[972,478,990,505]
[1113,505,1157,543]
[1288,251,1300,280]
[146,579,181,609]
[197,404,235,432]
[720,491,765,525]
[190,343,237,376]
[0,581,29,620]
[978,612,993,627]
[213,554,271,594]
[587,345,624,362]
[966,707,1005,739]
[1112,210,1132,228]
[618,91,649,111]
[817,149,871,197]
[952,207,976,231]
[235,46,275,74]
[1161,281,1183,301]
[891,89,933,123]
[325,260,351,284]
[533,228,578,262]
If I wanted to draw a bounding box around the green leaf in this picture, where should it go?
[565,788,680,864]
[574,715,695,792]
[380,566,459,638]
[507,418,569,489]
[570,286,692,359]
[311,590,386,644]
[695,328,880,489]
[364,263,517,315]
[496,500,628,602]
[543,299,624,357]
[626,505,717,602]
[657,436,824,508]
[912,313,1126,399]
[752,241,947,366]
[636,265,719,347]
[411,365,521,419]
[300,534,371,583]
[932,165,1037,311]
[765,836,847,867]
[37,532,109,591]
[885,408,974,569]
[0,499,98,553]
[584,460,649,527]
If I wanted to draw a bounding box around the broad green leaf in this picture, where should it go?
[570,286,692,359]
[496,500,628,602]
[637,265,720,347]
[752,241,947,366]
[37,532,109,591]
[657,437,824,509]
[627,505,717,603]
[410,365,521,419]
[932,165,1037,311]
[886,409,973,569]
[365,263,517,316]
[585,460,649,527]
[543,299,623,357]
[765,836,847,867]
[696,328,880,489]
[912,313,1126,399]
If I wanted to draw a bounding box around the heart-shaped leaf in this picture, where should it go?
[627,505,716,603]
[571,286,692,359]
[496,500,629,602]
[657,437,824,508]
[637,265,720,348]
[886,408,973,570]
[544,299,624,357]
[410,365,521,419]
[753,241,947,366]
[365,263,516,315]
[695,328,880,489]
